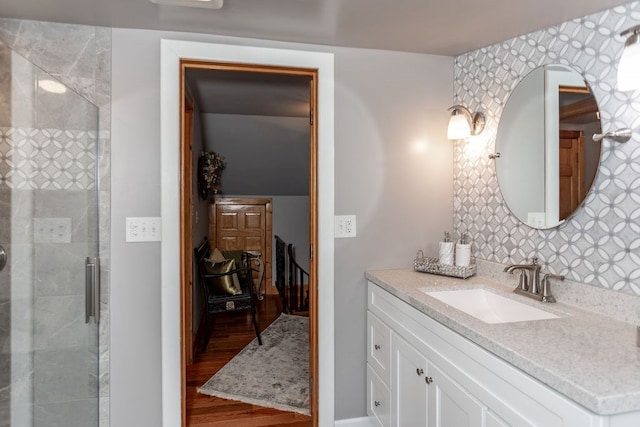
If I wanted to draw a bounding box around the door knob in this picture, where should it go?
[0,245,6,272]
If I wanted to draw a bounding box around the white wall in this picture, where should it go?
[111,28,452,425]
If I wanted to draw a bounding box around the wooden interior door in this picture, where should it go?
[559,130,585,220]
[210,198,272,291]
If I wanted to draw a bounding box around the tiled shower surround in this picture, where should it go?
[0,20,111,427]
[453,2,640,297]
[0,127,97,190]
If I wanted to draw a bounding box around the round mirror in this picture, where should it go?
[495,64,602,229]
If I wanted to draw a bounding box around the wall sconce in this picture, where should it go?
[618,25,640,91]
[447,105,485,139]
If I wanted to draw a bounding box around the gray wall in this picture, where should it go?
[111,28,453,424]
[269,195,310,281]
[202,113,310,196]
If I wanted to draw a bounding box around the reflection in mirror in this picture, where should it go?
[495,64,602,229]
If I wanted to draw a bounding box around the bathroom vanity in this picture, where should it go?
[365,268,640,427]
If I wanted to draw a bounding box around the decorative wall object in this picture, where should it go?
[198,151,225,199]
[453,2,640,295]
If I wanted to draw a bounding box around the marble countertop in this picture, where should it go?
[365,268,640,416]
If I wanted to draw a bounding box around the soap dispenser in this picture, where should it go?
[455,233,471,267]
[439,232,454,265]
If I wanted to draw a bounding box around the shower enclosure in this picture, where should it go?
[0,43,100,426]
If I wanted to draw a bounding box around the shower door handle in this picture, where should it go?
[85,257,100,324]
[0,245,6,272]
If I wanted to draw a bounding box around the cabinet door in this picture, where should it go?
[486,411,510,427]
[428,362,486,427]
[368,312,392,386]
[368,365,391,427]
[392,335,428,427]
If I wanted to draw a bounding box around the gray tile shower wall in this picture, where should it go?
[453,2,640,297]
[0,18,111,427]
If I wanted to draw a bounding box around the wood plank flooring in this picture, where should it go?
[186,295,312,426]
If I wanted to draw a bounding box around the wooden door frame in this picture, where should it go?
[181,92,195,367]
[179,60,319,425]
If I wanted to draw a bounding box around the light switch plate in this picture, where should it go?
[126,217,162,242]
[34,218,72,243]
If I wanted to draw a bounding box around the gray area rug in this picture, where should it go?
[197,313,310,415]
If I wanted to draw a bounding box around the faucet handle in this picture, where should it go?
[541,273,564,303]
[531,256,538,265]
[518,270,528,291]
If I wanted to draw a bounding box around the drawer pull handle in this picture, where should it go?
[374,344,381,350]
[416,368,424,376]
[374,401,381,407]
[425,376,433,384]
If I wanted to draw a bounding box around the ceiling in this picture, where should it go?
[185,68,310,116]
[0,0,632,56]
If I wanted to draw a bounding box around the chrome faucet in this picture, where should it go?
[504,257,564,303]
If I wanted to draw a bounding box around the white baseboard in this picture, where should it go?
[335,416,374,427]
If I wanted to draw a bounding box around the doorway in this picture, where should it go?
[180,60,317,425]
[160,40,335,427]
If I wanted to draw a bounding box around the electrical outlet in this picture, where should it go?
[126,217,162,242]
[335,215,357,238]
[527,212,545,228]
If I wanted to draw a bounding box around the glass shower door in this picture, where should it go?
[0,43,100,426]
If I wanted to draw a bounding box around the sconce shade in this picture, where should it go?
[618,25,640,91]
[447,105,485,140]
[448,111,472,139]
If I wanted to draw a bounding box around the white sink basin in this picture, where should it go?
[423,288,561,324]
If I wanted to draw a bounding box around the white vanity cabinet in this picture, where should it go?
[391,333,485,427]
[366,281,609,427]
[367,311,392,427]
[427,361,485,426]
[392,334,428,426]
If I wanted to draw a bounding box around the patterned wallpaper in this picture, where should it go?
[453,2,640,295]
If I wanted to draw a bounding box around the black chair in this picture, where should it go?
[194,237,262,351]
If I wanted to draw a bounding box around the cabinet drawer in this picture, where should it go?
[367,365,391,427]
[367,311,392,386]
